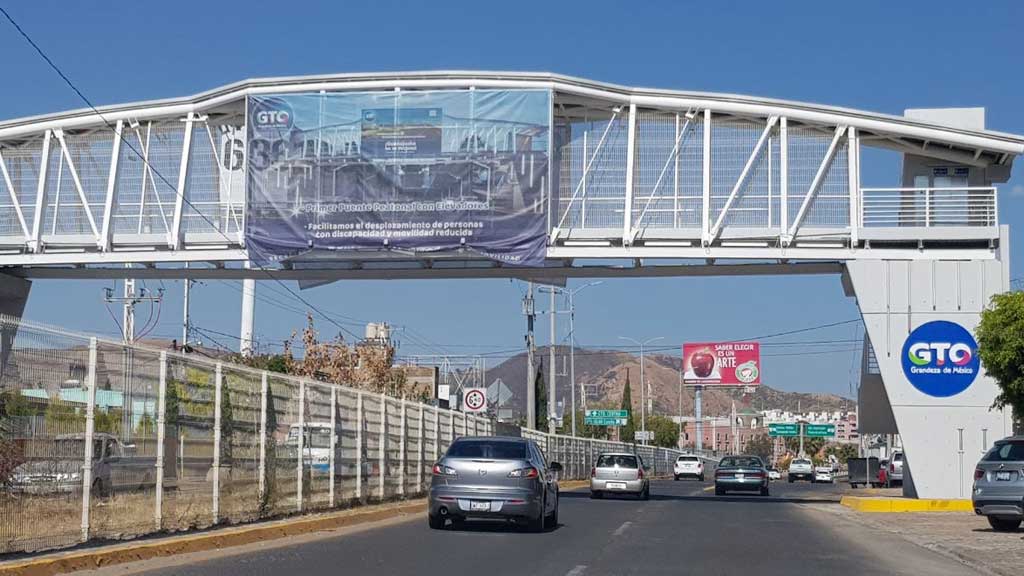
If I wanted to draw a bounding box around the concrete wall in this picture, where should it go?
[0,273,31,379]
[846,244,1013,499]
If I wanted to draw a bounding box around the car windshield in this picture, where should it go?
[678,456,699,462]
[445,440,527,460]
[893,453,903,462]
[721,457,761,468]
[597,454,638,468]
[983,441,1024,462]
[793,459,811,465]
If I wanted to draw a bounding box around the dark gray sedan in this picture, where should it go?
[973,436,1024,532]
[428,436,562,532]
[714,455,770,496]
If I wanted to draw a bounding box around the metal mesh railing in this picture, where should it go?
[0,315,492,555]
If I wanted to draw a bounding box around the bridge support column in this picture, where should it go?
[845,228,1014,499]
[0,273,30,377]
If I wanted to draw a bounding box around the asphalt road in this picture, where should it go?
[97,479,983,576]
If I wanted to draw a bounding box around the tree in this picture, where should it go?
[746,433,774,463]
[620,369,636,443]
[825,442,859,465]
[784,435,826,458]
[534,359,547,431]
[646,415,680,449]
[976,291,1024,434]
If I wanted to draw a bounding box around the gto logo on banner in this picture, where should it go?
[901,320,980,397]
[683,342,760,386]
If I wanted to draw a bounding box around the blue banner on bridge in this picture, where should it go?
[245,89,551,266]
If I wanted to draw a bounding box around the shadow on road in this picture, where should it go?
[442,518,564,534]
[560,490,840,505]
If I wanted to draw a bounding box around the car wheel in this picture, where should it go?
[590,490,602,499]
[699,474,705,482]
[788,476,794,483]
[545,497,559,528]
[641,486,650,501]
[760,486,769,497]
[987,516,1022,532]
[715,486,724,496]
[428,513,445,530]
[527,509,545,533]
[673,475,679,481]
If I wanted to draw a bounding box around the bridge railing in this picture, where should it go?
[0,315,496,555]
[860,187,997,228]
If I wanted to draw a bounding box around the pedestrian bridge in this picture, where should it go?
[0,72,1022,502]
[0,71,1019,279]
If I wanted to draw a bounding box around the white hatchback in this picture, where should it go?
[674,455,705,481]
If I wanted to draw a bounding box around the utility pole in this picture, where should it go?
[524,282,536,430]
[182,263,191,348]
[618,335,664,446]
[695,386,703,452]
[548,289,556,434]
[568,290,577,437]
[105,277,162,442]
[240,274,256,356]
[678,366,683,445]
[732,400,738,454]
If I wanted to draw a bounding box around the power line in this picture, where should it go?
[0,6,362,343]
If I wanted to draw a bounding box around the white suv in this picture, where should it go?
[674,455,705,481]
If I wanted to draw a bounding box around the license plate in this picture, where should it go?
[996,471,1012,481]
[736,474,744,480]
[607,482,627,490]
[470,501,490,511]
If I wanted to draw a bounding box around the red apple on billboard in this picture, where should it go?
[691,348,715,378]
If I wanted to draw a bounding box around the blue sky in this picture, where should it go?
[3,0,1022,398]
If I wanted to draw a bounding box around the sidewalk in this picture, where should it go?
[825,504,1024,576]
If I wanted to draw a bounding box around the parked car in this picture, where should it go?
[673,455,704,481]
[9,433,175,497]
[788,458,814,482]
[972,436,1024,532]
[813,466,834,484]
[428,436,561,532]
[767,466,781,481]
[715,455,769,496]
[886,452,904,487]
[591,452,650,500]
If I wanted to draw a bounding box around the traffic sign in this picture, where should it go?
[462,388,487,413]
[768,423,799,437]
[585,409,628,426]
[586,410,628,419]
[634,430,654,441]
[805,424,836,438]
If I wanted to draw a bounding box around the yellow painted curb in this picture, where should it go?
[840,496,973,513]
[0,499,427,576]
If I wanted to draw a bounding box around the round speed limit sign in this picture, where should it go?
[463,388,487,413]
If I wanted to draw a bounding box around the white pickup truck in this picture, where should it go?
[788,458,814,483]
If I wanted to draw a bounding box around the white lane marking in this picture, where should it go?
[565,565,587,576]
[612,521,632,537]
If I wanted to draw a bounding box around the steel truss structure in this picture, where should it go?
[0,71,1021,279]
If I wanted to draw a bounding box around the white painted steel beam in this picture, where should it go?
[100,120,123,251]
[170,113,195,249]
[709,116,778,242]
[702,109,711,244]
[622,103,637,244]
[780,117,789,243]
[787,125,846,240]
[848,126,860,245]
[30,130,52,253]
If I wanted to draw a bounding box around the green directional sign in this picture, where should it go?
[585,409,628,426]
[768,423,799,437]
[805,424,836,438]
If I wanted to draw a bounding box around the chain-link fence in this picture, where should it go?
[0,315,492,555]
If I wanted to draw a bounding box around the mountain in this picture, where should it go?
[486,347,852,418]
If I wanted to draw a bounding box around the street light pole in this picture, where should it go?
[618,335,664,446]
[540,281,602,438]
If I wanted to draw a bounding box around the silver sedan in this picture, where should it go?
[590,452,650,500]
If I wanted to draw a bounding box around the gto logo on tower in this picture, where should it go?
[251,98,294,132]
[900,320,980,397]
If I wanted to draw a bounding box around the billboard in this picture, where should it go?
[682,342,761,386]
[245,89,552,266]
